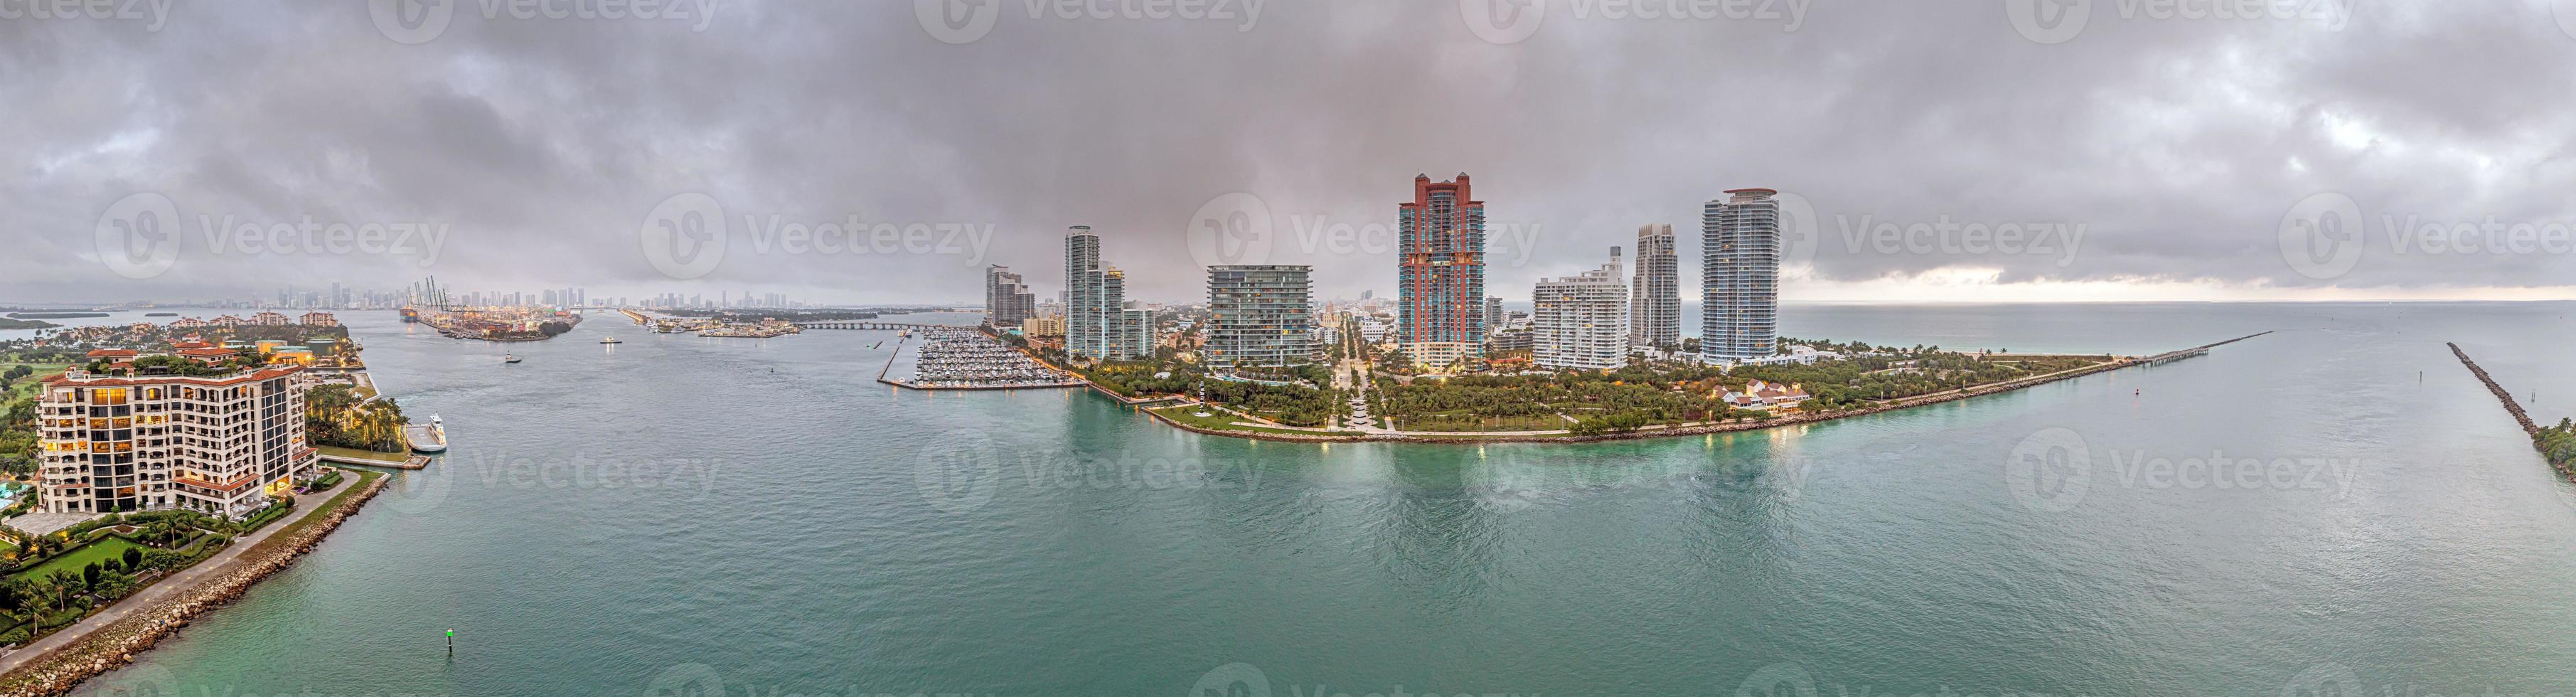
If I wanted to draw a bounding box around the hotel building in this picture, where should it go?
[1702,188,1782,362]
[1533,248,1630,371]
[1396,174,1486,358]
[1064,226,1154,361]
[1630,223,1681,350]
[1204,265,1320,368]
[35,366,317,518]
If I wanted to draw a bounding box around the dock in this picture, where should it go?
[316,446,431,469]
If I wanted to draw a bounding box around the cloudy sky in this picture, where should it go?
[7,0,2576,306]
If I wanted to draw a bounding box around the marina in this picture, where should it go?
[880,329,1081,390]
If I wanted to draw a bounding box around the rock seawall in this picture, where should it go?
[0,475,390,696]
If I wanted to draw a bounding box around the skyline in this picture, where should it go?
[16,2,2576,306]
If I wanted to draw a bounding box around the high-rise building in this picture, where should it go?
[1703,189,1782,362]
[1396,174,1485,355]
[1630,223,1681,350]
[1204,265,1320,368]
[1533,248,1629,371]
[1485,297,1505,332]
[36,363,319,517]
[985,265,1037,328]
[1064,226,1153,361]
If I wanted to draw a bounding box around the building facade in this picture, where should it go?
[1702,188,1781,362]
[985,265,1037,329]
[1204,265,1320,368]
[36,366,316,518]
[1063,226,1153,361]
[1397,174,1486,354]
[1630,223,1681,350]
[1533,248,1630,371]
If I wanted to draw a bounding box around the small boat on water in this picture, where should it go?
[600,336,623,344]
[406,414,449,453]
[503,353,523,363]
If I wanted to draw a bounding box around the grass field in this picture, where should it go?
[10,537,144,582]
[1147,405,1337,435]
[315,445,412,464]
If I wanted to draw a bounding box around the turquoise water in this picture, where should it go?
[70,302,2576,696]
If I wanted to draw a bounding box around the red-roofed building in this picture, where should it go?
[84,348,140,360]
[299,312,339,327]
[169,316,208,329]
[250,312,291,326]
[176,347,242,365]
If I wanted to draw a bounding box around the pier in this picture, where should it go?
[797,321,977,331]
[2449,341,2570,479]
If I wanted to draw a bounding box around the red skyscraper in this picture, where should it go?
[1397,174,1487,349]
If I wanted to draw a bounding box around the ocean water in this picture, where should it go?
[63,302,2576,696]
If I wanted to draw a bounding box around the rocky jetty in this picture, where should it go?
[0,475,388,696]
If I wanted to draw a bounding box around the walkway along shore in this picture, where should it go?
[2447,342,2571,479]
[1131,331,2275,445]
[0,472,392,696]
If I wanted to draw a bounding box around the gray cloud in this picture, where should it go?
[6,0,2575,305]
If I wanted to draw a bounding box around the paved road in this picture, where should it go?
[0,474,360,674]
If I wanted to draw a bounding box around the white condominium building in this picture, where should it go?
[1533,248,1630,371]
[36,365,318,518]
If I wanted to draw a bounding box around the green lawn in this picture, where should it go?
[316,445,412,464]
[1148,405,1337,435]
[11,537,144,582]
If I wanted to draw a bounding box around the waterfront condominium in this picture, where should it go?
[1702,188,1782,362]
[1630,223,1680,350]
[1064,226,1153,361]
[36,364,318,518]
[1533,248,1630,371]
[1204,265,1321,368]
[984,265,1037,329]
[1396,174,1486,358]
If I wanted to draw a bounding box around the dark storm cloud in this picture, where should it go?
[6,0,2574,304]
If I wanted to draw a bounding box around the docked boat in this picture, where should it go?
[406,414,449,453]
[600,336,623,344]
[503,353,523,363]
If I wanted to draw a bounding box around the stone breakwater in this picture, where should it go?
[0,475,389,697]
[2447,342,2570,478]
